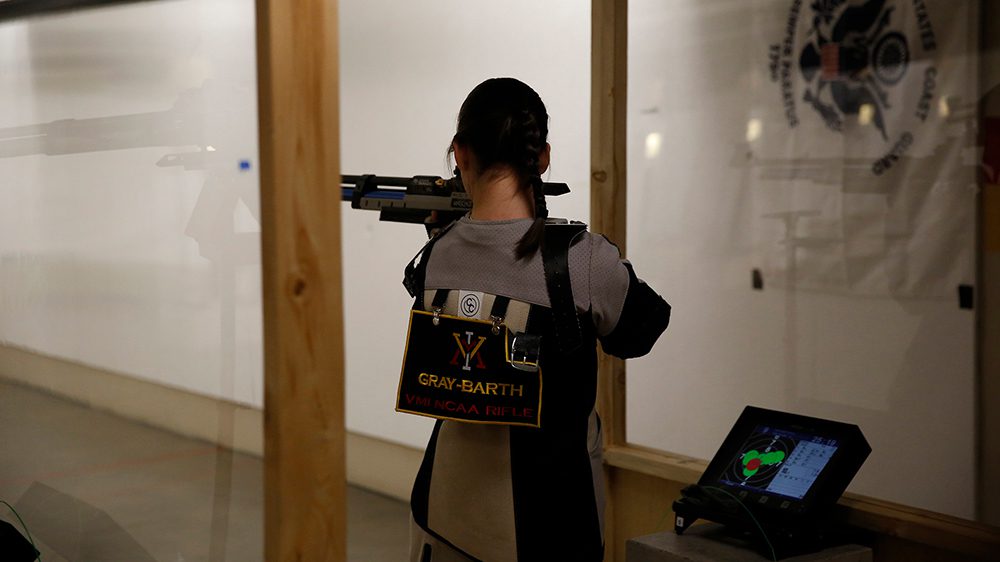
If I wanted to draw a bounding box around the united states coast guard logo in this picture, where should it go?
[769,0,938,175]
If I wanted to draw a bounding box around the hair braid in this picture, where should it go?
[515,109,547,259]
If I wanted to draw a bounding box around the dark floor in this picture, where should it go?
[0,381,410,561]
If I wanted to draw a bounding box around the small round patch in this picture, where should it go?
[461,294,482,317]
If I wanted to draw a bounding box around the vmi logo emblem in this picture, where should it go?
[451,331,487,371]
[397,309,543,428]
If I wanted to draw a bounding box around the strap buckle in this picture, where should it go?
[510,333,541,372]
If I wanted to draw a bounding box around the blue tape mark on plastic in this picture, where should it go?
[340,187,406,201]
[239,159,252,171]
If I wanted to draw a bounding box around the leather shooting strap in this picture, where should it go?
[490,295,511,319]
[541,221,588,353]
[431,289,450,309]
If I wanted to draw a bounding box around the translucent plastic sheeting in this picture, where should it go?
[0,1,263,560]
[625,0,977,519]
[0,0,263,407]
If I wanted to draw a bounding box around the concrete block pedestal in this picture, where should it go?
[626,523,872,562]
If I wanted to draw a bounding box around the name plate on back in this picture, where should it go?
[396,309,542,427]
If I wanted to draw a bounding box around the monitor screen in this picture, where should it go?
[677,407,870,557]
[717,424,839,500]
[690,406,869,522]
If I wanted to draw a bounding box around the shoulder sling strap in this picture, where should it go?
[540,221,588,353]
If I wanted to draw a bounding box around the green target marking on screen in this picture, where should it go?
[742,449,785,477]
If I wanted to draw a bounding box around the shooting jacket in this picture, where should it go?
[405,216,670,562]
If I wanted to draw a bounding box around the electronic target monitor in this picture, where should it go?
[674,405,870,555]
[718,423,840,503]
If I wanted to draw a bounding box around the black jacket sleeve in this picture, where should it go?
[597,262,670,359]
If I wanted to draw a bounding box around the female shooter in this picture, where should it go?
[402,77,670,562]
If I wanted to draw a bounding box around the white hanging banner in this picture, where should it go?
[751,0,977,298]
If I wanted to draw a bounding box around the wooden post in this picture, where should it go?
[256,0,347,560]
[592,0,629,451]
[592,0,628,559]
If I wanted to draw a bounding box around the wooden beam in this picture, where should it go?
[591,0,629,451]
[839,495,1000,561]
[256,0,346,560]
[604,445,706,485]
[608,467,688,562]
[592,1,628,559]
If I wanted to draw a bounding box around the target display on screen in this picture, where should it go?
[719,425,838,500]
[680,406,869,538]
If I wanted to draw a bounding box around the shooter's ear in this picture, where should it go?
[453,142,470,172]
[539,143,551,175]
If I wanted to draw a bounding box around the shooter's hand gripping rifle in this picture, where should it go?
[341,173,570,233]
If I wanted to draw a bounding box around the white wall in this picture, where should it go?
[0,0,264,406]
[339,0,592,448]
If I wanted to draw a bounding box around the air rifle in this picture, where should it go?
[341,173,570,227]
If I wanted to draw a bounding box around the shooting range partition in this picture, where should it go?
[0,2,271,560]
[591,0,1000,561]
[256,0,347,559]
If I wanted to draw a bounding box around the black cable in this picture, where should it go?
[1,499,40,561]
[702,486,777,562]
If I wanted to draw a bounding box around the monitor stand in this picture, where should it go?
[672,484,845,560]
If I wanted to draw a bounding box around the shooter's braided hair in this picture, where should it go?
[450,78,549,259]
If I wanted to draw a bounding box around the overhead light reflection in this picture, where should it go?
[745,118,762,142]
[858,104,874,125]
[938,96,950,118]
[645,132,662,159]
